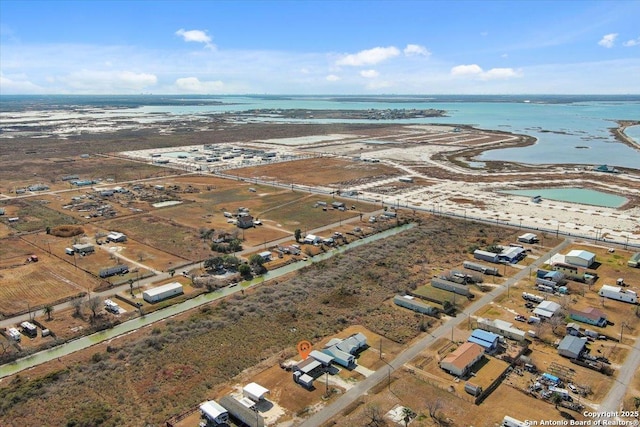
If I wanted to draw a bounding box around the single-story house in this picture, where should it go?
[628,252,640,268]
[309,350,334,367]
[106,231,127,243]
[322,346,355,368]
[303,234,321,245]
[467,329,500,352]
[237,214,254,229]
[565,250,595,268]
[499,246,526,263]
[258,251,272,262]
[557,335,588,359]
[569,307,607,327]
[476,318,526,342]
[440,342,484,377]
[72,243,94,254]
[517,233,538,244]
[533,300,562,319]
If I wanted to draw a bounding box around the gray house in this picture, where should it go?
[557,335,587,359]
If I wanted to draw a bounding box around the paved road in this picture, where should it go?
[299,238,572,427]
[597,333,640,418]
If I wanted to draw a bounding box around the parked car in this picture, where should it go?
[515,315,527,322]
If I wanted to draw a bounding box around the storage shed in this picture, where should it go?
[243,382,269,402]
[99,264,129,278]
[143,282,183,303]
[199,400,229,426]
[557,335,587,359]
[565,250,595,268]
[439,342,484,377]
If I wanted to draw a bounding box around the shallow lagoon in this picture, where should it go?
[501,188,628,208]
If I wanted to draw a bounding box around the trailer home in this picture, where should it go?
[598,285,638,304]
[143,282,184,303]
[463,261,499,276]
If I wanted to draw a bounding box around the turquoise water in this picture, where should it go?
[134,98,640,169]
[625,125,640,144]
[2,95,639,169]
[501,188,628,208]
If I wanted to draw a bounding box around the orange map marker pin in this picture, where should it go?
[297,340,312,360]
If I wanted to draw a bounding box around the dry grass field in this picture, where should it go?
[233,157,401,188]
[0,215,530,426]
[0,250,98,317]
[0,154,180,195]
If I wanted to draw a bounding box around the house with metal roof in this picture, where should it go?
[476,318,526,342]
[557,335,588,359]
[440,342,484,377]
[518,233,538,244]
[468,329,500,352]
[565,250,595,268]
[322,347,355,368]
[533,300,562,319]
[199,400,229,426]
[569,307,607,327]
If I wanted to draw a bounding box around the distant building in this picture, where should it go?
[628,253,640,268]
[593,164,618,173]
[476,318,526,342]
[106,232,127,243]
[72,243,94,255]
[517,233,538,244]
[394,295,439,316]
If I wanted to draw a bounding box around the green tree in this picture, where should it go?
[551,392,562,409]
[294,229,302,242]
[204,256,224,271]
[43,304,54,321]
[238,263,251,278]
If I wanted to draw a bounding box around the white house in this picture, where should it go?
[533,300,562,319]
[565,250,595,268]
[303,234,321,245]
[106,231,127,243]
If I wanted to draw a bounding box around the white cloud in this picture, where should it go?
[451,64,483,76]
[360,69,379,78]
[175,29,215,50]
[0,73,44,93]
[325,74,340,82]
[623,37,640,47]
[403,44,430,57]
[501,53,509,58]
[481,67,522,80]
[175,77,224,93]
[60,70,157,92]
[598,33,618,48]
[451,64,522,80]
[336,46,400,66]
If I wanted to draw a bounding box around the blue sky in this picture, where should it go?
[1,0,639,94]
